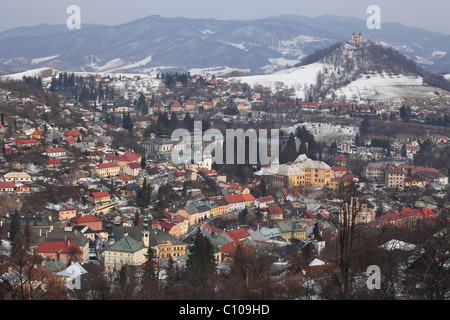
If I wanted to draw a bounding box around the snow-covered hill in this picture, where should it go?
[230,62,325,99]
[231,41,450,103]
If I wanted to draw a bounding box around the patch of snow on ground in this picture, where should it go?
[31,55,60,65]
[231,62,325,99]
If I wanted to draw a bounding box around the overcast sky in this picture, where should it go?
[1,0,449,34]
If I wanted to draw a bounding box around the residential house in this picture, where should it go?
[35,237,83,265]
[119,183,141,196]
[0,181,15,192]
[364,162,386,183]
[213,198,228,216]
[385,167,405,190]
[93,162,120,178]
[185,100,197,111]
[104,234,147,272]
[276,221,306,241]
[64,129,83,141]
[184,205,200,226]
[36,226,90,263]
[46,147,67,158]
[167,214,189,236]
[267,205,284,220]
[241,193,256,207]
[255,195,275,209]
[88,191,111,204]
[70,215,102,231]
[3,172,32,183]
[58,203,77,221]
[122,162,141,177]
[224,194,246,213]
[159,221,181,238]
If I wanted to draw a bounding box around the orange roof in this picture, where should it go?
[226,227,251,241]
[91,191,110,198]
[241,193,255,202]
[46,159,61,165]
[121,151,140,162]
[257,195,274,203]
[97,162,119,169]
[224,194,246,204]
[268,205,283,216]
[64,129,82,137]
[46,147,66,153]
[0,181,14,189]
[70,214,101,224]
[36,237,82,255]
[16,138,38,145]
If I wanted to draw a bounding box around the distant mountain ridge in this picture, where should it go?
[1,14,450,75]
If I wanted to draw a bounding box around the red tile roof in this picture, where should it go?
[91,191,110,198]
[46,147,66,154]
[226,227,251,241]
[36,237,82,255]
[97,162,119,169]
[267,205,283,216]
[126,162,141,169]
[70,214,101,224]
[241,193,255,202]
[64,129,82,137]
[0,181,14,189]
[121,151,140,162]
[257,195,275,203]
[224,194,246,204]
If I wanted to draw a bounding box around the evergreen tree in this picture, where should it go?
[260,178,267,197]
[10,210,21,244]
[359,116,370,136]
[298,140,308,155]
[185,229,216,298]
[281,133,297,163]
[401,144,407,157]
[170,111,178,128]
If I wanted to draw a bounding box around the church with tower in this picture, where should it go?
[352,31,363,43]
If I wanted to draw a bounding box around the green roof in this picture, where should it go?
[147,228,186,247]
[44,260,68,272]
[107,235,145,253]
[276,221,305,233]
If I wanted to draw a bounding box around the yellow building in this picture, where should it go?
[143,228,187,260]
[104,235,147,273]
[93,162,120,178]
[276,221,306,241]
[269,154,330,191]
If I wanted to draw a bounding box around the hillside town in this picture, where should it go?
[0,47,448,300]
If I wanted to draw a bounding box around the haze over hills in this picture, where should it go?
[2,15,450,75]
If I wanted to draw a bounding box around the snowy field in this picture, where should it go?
[327,72,441,104]
[281,122,359,144]
[230,62,325,99]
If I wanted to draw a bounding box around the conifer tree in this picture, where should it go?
[185,229,216,298]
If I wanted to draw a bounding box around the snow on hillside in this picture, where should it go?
[327,72,447,104]
[31,55,60,65]
[231,62,325,99]
[281,122,358,144]
[0,67,57,81]
[189,66,251,77]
